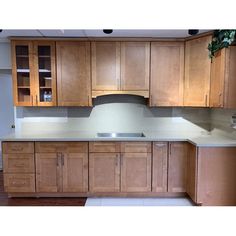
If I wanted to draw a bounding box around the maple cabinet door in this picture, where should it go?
[121,153,151,192]
[150,42,184,106]
[89,153,120,192]
[184,35,211,107]
[121,42,150,91]
[92,42,120,91]
[62,153,88,192]
[57,41,91,106]
[168,142,188,192]
[152,142,168,192]
[36,153,60,193]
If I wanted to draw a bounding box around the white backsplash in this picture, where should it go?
[15,95,211,136]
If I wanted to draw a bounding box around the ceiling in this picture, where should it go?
[0,29,211,41]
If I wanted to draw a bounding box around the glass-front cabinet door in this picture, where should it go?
[34,41,57,106]
[12,41,34,106]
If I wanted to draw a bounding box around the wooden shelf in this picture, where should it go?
[40,87,52,89]
[16,55,29,58]
[17,69,30,73]
[38,55,50,58]
[17,86,30,89]
[39,69,51,73]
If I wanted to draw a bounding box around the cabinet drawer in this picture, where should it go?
[89,142,121,153]
[4,174,35,193]
[121,142,151,153]
[35,142,88,153]
[2,142,34,154]
[3,154,35,173]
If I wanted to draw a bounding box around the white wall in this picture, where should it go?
[15,95,211,136]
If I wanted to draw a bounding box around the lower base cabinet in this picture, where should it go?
[89,153,120,192]
[35,142,89,193]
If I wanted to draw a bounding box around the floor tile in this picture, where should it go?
[85,197,194,206]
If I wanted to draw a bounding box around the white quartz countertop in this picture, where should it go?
[1,131,236,147]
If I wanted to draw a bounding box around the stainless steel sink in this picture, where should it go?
[97,132,145,138]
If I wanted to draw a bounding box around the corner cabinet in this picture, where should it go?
[56,41,92,106]
[184,35,212,107]
[210,46,236,108]
[11,40,57,106]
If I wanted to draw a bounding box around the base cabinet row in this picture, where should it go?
[3,141,236,205]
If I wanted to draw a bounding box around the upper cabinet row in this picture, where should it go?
[11,36,236,108]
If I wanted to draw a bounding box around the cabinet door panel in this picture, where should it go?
[11,41,34,106]
[89,153,120,192]
[121,142,151,153]
[121,153,151,192]
[62,153,88,192]
[152,142,168,192]
[168,142,188,192]
[89,142,120,153]
[150,42,184,106]
[92,42,120,91]
[34,41,57,106]
[57,42,91,106]
[36,153,60,192]
[3,142,34,154]
[197,147,236,206]
[184,36,211,106]
[121,42,150,91]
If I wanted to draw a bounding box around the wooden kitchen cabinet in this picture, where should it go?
[56,41,91,106]
[2,142,35,193]
[168,142,188,192]
[152,142,168,192]
[89,153,120,192]
[121,152,151,192]
[91,42,121,91]
[35,142,89,193]
[184,35,212,107]
[12,40,57,106]
[150,42,184,106]
[210,46,236,108]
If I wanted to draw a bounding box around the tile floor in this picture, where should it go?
[85,197,194,206]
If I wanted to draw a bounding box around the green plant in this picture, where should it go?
[208,30,236,58]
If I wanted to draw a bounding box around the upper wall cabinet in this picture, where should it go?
[184,35,212,107]
[56,41,92,106]
[210,46,236,108]
[91,41,150,98]
[150,42,184,106]
[12,40,57,106]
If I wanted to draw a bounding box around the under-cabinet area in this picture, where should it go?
[2,141,236,206]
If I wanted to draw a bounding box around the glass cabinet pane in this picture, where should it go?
[37,45,53,103]
[15,45,31,103]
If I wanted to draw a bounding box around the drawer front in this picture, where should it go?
[89,142,121,153]
[3,154,35,173]
[121,142,152,153]
[4,174,35,193]
[2,142,34,154]
[35,142,88,153]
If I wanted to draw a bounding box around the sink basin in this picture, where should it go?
[97,132,146,138]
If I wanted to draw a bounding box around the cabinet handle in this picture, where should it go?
[115,154,119,166]
[205,94,208,107]
[36,95,38,105]
[169,143,172,155]
[57,153,60,166]
[121,154,123,166]
[219,93,222,107]
[11,147,23,152]
[31,95,33,106]
[61,153,64,166]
